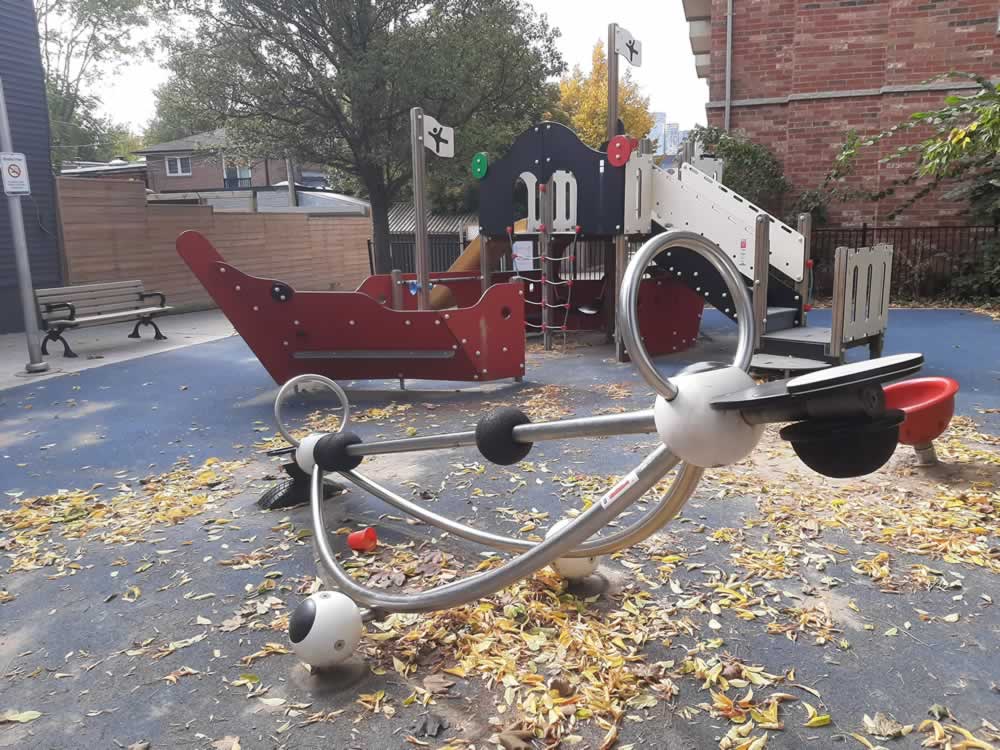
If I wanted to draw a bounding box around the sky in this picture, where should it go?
[97,1,708,134]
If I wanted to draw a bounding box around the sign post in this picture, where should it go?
[606,23,642,361]
[0,77,48,374]
[410,107,454,310]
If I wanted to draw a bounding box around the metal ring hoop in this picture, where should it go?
[274,374,351,447]
[618,230,756,401]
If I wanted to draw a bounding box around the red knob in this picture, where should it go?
[806,259,814,268]
[804,303,813,312]
[506,225,512,235]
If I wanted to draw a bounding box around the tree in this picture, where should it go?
[34,0,155,164]
[144,76,225,146]
[690,125,789,213]
[163,0,564,270]
[833,74,1000,223]
[553,41,653,149]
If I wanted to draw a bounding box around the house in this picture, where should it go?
[684,0,1000,225]
[0,0,62,333]
[133,128,329,193]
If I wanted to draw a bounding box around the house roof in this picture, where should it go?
[60,160,148,176]
[134,128,228,155]
[388,204,478,234]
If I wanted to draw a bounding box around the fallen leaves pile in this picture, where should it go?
[708,420,1000,576]
[365,557,795,748]
[0,457,246,575]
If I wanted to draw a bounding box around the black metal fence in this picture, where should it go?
[812,223,999,299]
[383,233,465,273]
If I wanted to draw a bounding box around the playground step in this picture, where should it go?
[751,353,831,376]
[760,325,833,361]
[764,306,799,333]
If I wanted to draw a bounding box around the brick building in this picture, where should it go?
[684,0,999,225]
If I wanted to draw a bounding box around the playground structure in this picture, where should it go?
[273,231,932,669]
[176,22,894,386]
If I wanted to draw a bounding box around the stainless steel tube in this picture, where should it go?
[337,453,699,558]
[273,374,350,447]
[513,409,655,442]
[342,409,657,458]
[618,230,755,401]
[311,446,679,613]
[346,430,476,456]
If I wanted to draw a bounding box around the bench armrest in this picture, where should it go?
[139,291,167,308]
[43,301,76,321]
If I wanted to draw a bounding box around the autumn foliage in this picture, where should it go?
[552,41,654,149]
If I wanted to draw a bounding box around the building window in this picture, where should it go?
[165,156,192,176]
[223,161,252,189]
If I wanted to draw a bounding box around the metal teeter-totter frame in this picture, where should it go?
[278,231,750,619]
[280,229,923,667]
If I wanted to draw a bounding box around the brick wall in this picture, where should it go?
[57,177,373,309]
[705,0,999,225]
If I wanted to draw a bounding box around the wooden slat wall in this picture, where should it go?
[57,177,374,309]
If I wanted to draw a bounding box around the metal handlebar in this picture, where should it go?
[617,230,756,400]
[274,374,350,447]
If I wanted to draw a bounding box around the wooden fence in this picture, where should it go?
[56,177,373,310]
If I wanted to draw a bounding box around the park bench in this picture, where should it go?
[34,280,172,358]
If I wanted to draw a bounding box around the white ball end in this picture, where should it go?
[653,364,763,467]
[295,433,325,474]
[546,518,600,580]
[288,590,362,668]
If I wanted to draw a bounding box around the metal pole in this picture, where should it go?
[613,234,628,362]
[607,23,620,143]
[724,0,734,131]
[540,178,554,350]
[409,107,431,310]
[479,231,490,295]
[0,78,48,373]
[796,212,812,324]
[752,214,770,351]
[284,157,297,207]
[390,269,403,309]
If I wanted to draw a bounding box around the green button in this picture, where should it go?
[471,152,488,180]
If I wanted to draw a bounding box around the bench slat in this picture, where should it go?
[36,289,147,307]
[40,291,146,309]
[67,307,174,327]
[36,280,145,297]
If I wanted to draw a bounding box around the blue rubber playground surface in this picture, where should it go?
[0,307,997,749]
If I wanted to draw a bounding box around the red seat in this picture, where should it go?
[882,377,959,446]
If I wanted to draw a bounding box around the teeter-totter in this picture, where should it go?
[280,231,925,670]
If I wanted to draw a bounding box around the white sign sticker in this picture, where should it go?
[614,26,642,67]
[1,152,30,196]
[422,114,455,158]
[600,470,640,509]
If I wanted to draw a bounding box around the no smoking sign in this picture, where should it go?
[1,152,30,196]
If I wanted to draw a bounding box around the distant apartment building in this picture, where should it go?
[683,0,1000,225]
[649,112,685,155]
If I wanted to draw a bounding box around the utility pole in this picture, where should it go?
[0,77,48,373]
[607,22,620,144]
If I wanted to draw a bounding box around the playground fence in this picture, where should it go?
[379,234,465,274]
[812,223,999,300]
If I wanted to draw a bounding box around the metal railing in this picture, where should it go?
[386,234,464,273]
[223,177,253,189]
[812,223,999,299]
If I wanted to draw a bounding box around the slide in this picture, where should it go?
[429,219,529,309]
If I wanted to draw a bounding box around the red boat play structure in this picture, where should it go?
[177,230,527,384]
